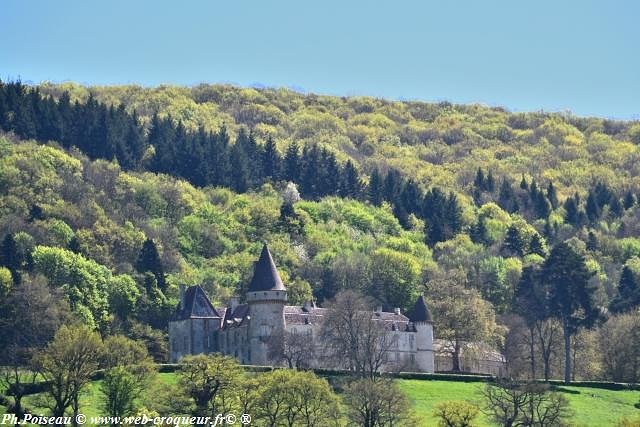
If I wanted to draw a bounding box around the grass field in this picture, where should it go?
[400,379,640,426]
[3,374,639,426]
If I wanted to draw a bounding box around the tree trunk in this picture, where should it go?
[544,358,551,382]
[13,395,23,427]
[72,394,80,427]
[452,342,461,372]
[529,326,536,380]
[563,320,571,384]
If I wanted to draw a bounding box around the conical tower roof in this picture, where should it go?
[410,295,432,322]
[248,244,286,292]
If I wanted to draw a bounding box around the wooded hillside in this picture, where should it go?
[1,80,640,383]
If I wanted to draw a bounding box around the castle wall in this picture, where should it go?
[169,319,191,362]
[169,318,220,362]
[219,324,251,364]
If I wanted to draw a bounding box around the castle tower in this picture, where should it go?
[246,244,287,365]
[410,295,434,372]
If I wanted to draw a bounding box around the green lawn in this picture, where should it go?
[399,379,640,426]
[4,374,639,426]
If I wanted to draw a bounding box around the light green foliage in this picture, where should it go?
[33,324,104,418]
[254,369,341,427]
[0,267,12,300]
[477,256,522,313]
[433,400,480,427]
[32,246,139,330]
[370,247,421,311]
[32,246,111,329]
[108,275,141,320]
[177,354,244,417]
[5,80,640,339]
[434,234,485,274]
[43,219,74,247]
[101,335,156,418]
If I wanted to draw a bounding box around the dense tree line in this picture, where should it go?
[0,80,463,247]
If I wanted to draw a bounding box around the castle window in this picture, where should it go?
[410,354,415,363]
[391,335,399,349]
[409,335,415,350]
[183,336,188,351]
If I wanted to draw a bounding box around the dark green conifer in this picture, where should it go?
[136,238,166,292]
[368,168,383,206]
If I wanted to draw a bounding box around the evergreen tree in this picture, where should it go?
[0,234,21,284]
[229,142,250,193]
[368,168,383,206]
[586,231,598,252]
[594,182,614,209]
[283,142,300,182]
[609,196,623,218]
[474,168,485,191]
[529,180,539,199]
[28,204,45,222]
[485,170,495,192]
[542,243,599,383]
[528,233,547,257]
[520,174,528,191]
[503,224,527,257]
[399,179,421,215]
[563,196,581,226]
[546,182,559,209]
[543,219,554,241]
[382,169,401,203]
[68,236,81,254]
[136,238,166,292]
[299,144,319,199]
[623,190,636,210]
[498,179,519,213]
[585,191,600,223]
[470,217,489,245]
[320,149,341,196]
[610,266,640,313]
[262,136,281,181]
[446,192,463,235]
[533,191,551,218]
[422,188,461,246]
[339,159,361,199]
[393,203,410,229]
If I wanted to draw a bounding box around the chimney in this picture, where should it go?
[230,297,239,313]
[394,307,401,315]
[179,284,186,310]
[376,305,383,313]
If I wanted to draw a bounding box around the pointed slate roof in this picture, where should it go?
[248,244,286,292]
[171,285,221,321]
[410,295,432,323]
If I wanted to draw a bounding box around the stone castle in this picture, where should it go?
[168,244,435,372]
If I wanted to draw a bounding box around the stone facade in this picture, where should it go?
[168,244,436,373]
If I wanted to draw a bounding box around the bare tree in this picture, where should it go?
[266,329,314,369]
[319,290,393,379]
[32,324,104,427]
[481,380,572,427]
[535,318,562,381]
[428,280,504,372]
[343,378,416,427]
[0,275,70,422]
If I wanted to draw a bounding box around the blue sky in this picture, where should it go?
[1,1,638,119]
